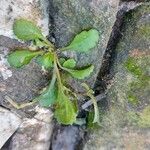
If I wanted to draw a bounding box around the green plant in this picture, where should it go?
[7,19,100,125]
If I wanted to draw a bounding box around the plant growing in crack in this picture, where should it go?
[6,19,100,125]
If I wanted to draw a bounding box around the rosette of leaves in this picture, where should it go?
[7,19,100,125]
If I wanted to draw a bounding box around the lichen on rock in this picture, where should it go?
[84,3,150,149]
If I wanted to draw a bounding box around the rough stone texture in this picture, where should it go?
[0,0,49,38]
[0,107,22,149]
[51,125,84,150]
[0,36,49,117]
[49,1,120,149]
[0,36,54,149]
[84,3,150,150]
[49,0,120,91]
[8,107,53,150]
[0,1,54,148]
[0,0,51,114]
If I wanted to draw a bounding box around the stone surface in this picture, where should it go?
[0,0,54,149]
[51,125,84,150]
[8,107,53,150]
[0,107,22,149]
[49,1,120,149]
[49,0,120,91]
[0,0,49,38]
[0,37,54,148]
[0,36,49,117]
[84,3,150,149]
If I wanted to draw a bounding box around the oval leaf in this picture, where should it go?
[61,29,99,52]
[63,65,94,79]
[13,19,44,41]
[38,73,57,107]
[7,50,42,68]
[36,52,54,69]
[63,58,76,69]
[54,89,77,125]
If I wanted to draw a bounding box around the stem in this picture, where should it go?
[43,38,54,49]
[55,53,63,69]
[5,95,38,109]
[54,54,70,73]
[81,83,100,124]
[87,92,100,124]
[53,53,63,89]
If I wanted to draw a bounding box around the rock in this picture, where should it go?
[49,0,120,149]
[0,36,49,117]
[0,1,54,149]
[0,107,22,149]
[49,0,120,91]
[0,0,49,38]
[84,2,150,149]
[0,0,50,115]
[8,107,53,150]
[51,125,84,150]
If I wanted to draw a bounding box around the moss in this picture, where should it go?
[129,75,150,90]
[124,56,150,107]
[138,24,150,39]
[124,57,143,77]
[127,106,150,128]
[127,94,139,105]
[127,111,139,126]
[138,106,150,128]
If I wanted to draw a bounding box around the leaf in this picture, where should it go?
[38,73,57,107]
[54,89,77,125]
[63,58,76,69]
[87,112,99,129]
[61,29,99,52]
[59,58,66,65]
[63,65,94,79]
[7,50,42,68]
[13,19,44,41]
[36,52,54,69]
[82,83,100,125]
[34,39,48,47]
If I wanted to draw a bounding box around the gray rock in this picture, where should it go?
[0,36,54,150]
[84,2,150,150]
[0,0,49,38]
[0,36,49,117]
[49,0,120,149]
[51,125,84,150]
[9,107,54,150]
[0,107,22,149]
[49,0,120,91]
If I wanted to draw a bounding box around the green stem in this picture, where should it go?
[87,92,100,124]
[43,38,54,49]
[54,53,63,89]
[54,54,70,73]
[5,95,39,109]
[81,83,100,124]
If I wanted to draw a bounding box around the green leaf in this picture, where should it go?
[59,58,66,65]
[61,29,99,52]
[82,83,100,125]
[63,65,94,79]
[87,112,99,129]
[63,58,76,69]
[54,89,77,125]
[34,39,48,47]
[36,52,54,69]
[13,19,44,41]
[7,50,42,68]
[38,73,57,107]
